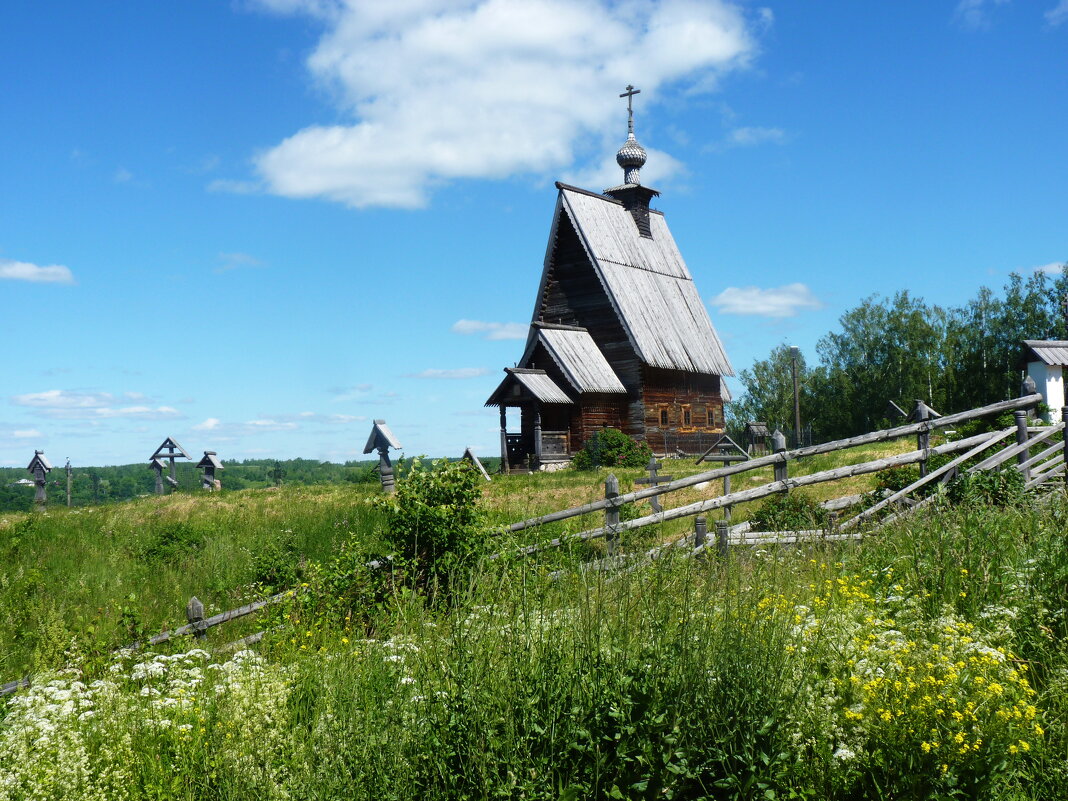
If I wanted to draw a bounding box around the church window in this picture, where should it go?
[682,405,692,427]
[659,406,669,427]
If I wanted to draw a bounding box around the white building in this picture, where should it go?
[1024,340,1068,421]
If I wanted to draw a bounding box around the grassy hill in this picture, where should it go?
[2,446,1068,799]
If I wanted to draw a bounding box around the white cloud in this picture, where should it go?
[709,283,823,318]
[216,252,265,273]
[12,429,42,439]
[249,0,762,209]
[410,368,491,379]
[193,417,221,431]
[727,126,786,146]
[11,389,184,420]
[113,167,133,183]
[208,178,261,195]
[14,390,113,409]
[0,259,75,285]
[451,319,528,340]
[1048,1,1068,26]
[953,0,1010,30]
[1035,261,1066,274]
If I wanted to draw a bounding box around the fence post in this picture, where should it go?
[772,429,788,484]
[826,511,838,539]
[715,519,729,558]
[186,596,206,642]
[694,515,707,548]
[605,474,619,557]
[1015,409,1031,482]
[1063,407,1068,489]
[914,400,930,477]
[722,473,732,522]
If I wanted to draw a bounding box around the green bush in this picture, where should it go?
[378,459,485,577]
[946,467,1027,507]
[749,492,828,532]
[571,427,652,470]
[874,453,954,496]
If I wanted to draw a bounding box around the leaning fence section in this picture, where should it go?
[495,391,1066,564]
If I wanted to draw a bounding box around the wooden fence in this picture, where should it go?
[492,392,1067,561]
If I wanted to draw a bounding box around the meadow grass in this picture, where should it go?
[4,447,1067,799]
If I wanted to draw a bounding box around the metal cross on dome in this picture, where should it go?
[620,84,641,134]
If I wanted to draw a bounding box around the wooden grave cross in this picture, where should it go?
[635,457,673,513]
[151,437,191,494]
[694,434,751,522]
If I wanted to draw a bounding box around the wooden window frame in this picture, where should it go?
[658,405,669,427]
[708,404,723,429]
[681,404,692,430]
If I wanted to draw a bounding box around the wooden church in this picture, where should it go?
[486,87,734,471]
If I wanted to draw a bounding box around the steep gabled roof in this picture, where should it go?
[529,324,626,394]
[364,420,402,453]
[536,184,733,377]
[27,451,52,472]
[197,451,224,470]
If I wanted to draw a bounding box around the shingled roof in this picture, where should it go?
[534,183,734,378]
[526,323,626,394]
[1025,340,1068,366]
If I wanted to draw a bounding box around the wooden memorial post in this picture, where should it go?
[635,457,673,513]
[150,457,167,495]
[65,458,72,507]
[151,437,191,493]
[197,451,224,491]
[364,419,402,494]
[27,451,52,511]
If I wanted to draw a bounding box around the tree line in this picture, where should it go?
[0,456,503,513]
[728,266,1068,441]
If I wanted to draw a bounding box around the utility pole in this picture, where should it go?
[790,346,802,447]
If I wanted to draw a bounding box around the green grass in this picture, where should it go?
[4,450,1068,799]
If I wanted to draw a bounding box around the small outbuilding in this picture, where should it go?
[1023,340,1068,421]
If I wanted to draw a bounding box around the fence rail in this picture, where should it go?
[502,394,1043,535]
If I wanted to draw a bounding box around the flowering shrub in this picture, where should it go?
[0,648,292,800]
[780,572,1041,796]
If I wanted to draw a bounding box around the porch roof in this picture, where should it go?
[485,368,574,407]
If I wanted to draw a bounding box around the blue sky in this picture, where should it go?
[2,0,1066,466]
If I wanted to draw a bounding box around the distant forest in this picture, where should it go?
[0,456,502,513]
[728,267,1068,440]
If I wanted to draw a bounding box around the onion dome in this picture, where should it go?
[616,132,647,185]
